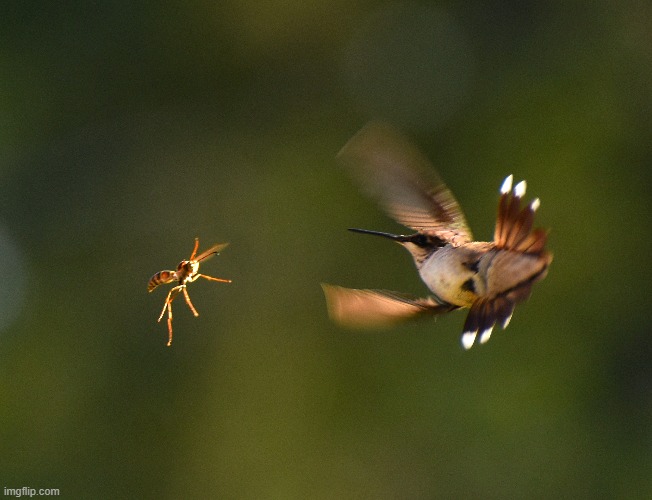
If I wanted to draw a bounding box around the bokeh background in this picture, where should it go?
[1,1,651,498]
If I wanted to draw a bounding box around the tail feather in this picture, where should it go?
[494,176,547,254]
[461,297,514,350]
[516,228,548,254]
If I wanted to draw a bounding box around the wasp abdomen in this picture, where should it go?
[147,270,175,292]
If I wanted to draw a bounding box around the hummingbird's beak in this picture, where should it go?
[348,228,434,266]
[348,228,406,241]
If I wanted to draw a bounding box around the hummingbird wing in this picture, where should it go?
[337,121,472,246]
[321,283,457,329]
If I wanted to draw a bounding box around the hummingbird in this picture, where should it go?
[322,122,552,349]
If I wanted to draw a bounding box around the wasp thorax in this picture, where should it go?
[177,260,198,273]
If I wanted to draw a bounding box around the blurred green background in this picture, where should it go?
[1,1,651,498]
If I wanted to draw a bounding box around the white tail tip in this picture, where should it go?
[514,180,527,198]
[531,198,541,211]
[479,326,494,344]
[462,331,477,350]
[500,175,513,194]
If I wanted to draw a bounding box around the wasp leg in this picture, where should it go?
[194,274,232,284]
[166,305,174,346]
[158,286,181,322]
[189,237,200,261]
[182,287,199,317]
[157,288,172,322]
[158,286,182,346]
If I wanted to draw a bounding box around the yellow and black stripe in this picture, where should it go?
[147,270,176,292]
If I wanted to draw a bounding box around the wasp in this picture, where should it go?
[148,238,231,346]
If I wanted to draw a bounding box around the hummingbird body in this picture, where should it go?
[322,122,552,349]
[419,242,550,309]
[419,243,487,307]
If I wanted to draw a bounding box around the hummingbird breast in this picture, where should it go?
[418,244,488,307]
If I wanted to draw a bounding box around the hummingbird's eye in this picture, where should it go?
[408,233,446,248]
[412,234,429,247]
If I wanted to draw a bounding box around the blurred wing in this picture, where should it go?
[195,242,229,263]
[337,121,472,245]
[321,283,456,329]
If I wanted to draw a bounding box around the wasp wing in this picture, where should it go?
[322,283,457,329]
[195,242,229,263]
[337,121,472,246]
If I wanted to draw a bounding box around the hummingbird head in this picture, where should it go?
[348,228,446,268]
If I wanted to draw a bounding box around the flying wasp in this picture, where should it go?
[148,238,231,346]
[322,122,552,349]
